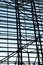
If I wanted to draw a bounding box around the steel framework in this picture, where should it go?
[0,0,43,65]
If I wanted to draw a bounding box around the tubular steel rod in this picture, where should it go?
[32,1,42,64]
[31,1,40,65]
[15,0,20,65]
[0,1,43,65]
[15,0,22,65]
[0,34,41,64]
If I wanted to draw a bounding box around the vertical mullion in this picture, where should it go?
[28,53,30,65]
[33,1,42,64]
[18,3,22,65]
[15,0,20,65]
[15,0,22,65]
[7,2,9,65]
[31,1,40,65]
[42,53,43,64]
[18,5,22,65]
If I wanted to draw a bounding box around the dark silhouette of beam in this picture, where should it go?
[15,0,22,65]
[0,1,43,65]
[31,0,41,65]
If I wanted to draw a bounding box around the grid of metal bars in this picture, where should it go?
[0,0,43,65]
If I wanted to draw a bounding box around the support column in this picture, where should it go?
[31,1,40,65]
[15,0,22,65]
[32,1,42,64]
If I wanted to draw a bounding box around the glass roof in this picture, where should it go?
[0,0,43,65]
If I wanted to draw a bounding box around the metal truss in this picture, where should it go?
[0,0,43,65]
